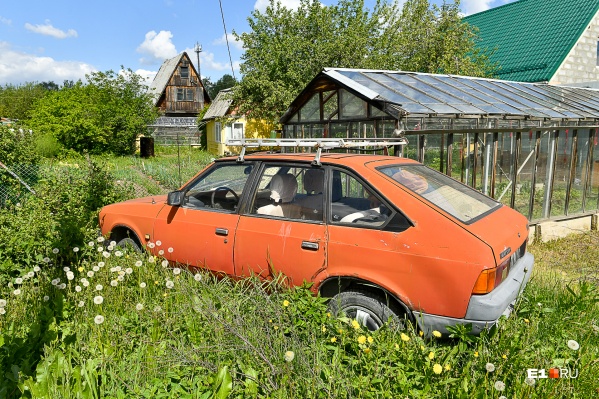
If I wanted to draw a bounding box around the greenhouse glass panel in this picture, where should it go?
[300,93,320,122]
[339,89,367,119]
[568,129,590,216]
[551,129,573,217]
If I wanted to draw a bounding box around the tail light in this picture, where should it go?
[472,259,511,294]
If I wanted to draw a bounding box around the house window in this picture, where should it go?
[180,65,189,78]
[231,123,244,140]
[176,88,194,101]
[215,122,222,143]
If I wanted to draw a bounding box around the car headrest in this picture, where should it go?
[270,174,298,203]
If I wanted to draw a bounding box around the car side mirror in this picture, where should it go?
[167,190,184,206]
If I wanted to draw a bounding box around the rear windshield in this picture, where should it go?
[378,165,500,223]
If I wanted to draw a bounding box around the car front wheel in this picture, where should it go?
[116,237,141,253]
[328,289,406,331]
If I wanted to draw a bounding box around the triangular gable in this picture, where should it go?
[464,0,599,82]
[203,88,234,120]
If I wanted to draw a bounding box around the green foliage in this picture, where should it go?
[0,156,130,284]
[0,125,39,166]
[204,74,237,99]
[0,83,52,121]
[233,0,496,121]
[25,69,158,156]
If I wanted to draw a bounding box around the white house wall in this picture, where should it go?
[552,9,599,85]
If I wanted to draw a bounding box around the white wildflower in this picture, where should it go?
[43,295,50,301]
[52,248,59,254]
[73,247,79,253]
[27,271,34,278]
[66,272,74,281]
[158,249,164,256]
[148,256,155,263]
[97,236,105,243]
[98,261,105,268]
[173,267,181,275]
[0,308,5,315]
[97,247,104,253]
[51,278,60,286]
[93,295,103,305]
[0,299,6,307]
[567,339,580,350]
[110,240,116,247]
[135,260,143,267]
[96,284,103,291]
[125,267,133,275]
[140,282,146,288]
[93,266,100,272]
[102,251,110,258]
[115,250,123,257]
[162,260,169,268]
[63,266,70,272]
[486,363,495,372]
[82,280,90,287]
[147,242,155,249]
[87,271,94,278]
[43,257,50,263]
[494,381,505,392]
[117,275,124,281]
[284,351,295,362]
[78,301,84,307]
[75,286,82,292]
[58,283,66,290]
[136,303,144,311]
[88,241,95,247]
[194,273,202,282]
[155,240,162,246]
[166,280,174,289]
[110,280,118,287]
[15,278,23,285]
[13,289,21,295]
[525,377,536,386]
[168,247,174,253]
[33,266,41,272]
[94,315,105,324]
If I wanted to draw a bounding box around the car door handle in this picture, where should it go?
[215,228,229,236]
[301,241,319,251]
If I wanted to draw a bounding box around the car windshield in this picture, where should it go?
[378,165,500,223]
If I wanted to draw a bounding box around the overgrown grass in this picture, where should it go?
[1,230,598,398]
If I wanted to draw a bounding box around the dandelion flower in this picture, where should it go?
[52,248,59,254]
[502,354,507,359]
[97,237,105,243]
[78,300,84,307]
[27,271,35,278]
[110,280,118,287]
[96,284,103,291]
[331,337,337,343]
[419,331,424,337]
[367,336,374,344]
[168,247,174,253]
[486,363,495,372]
[33,266,41,273]
[499,397,507,399]
[444,364,451,371]
[92,266,99,272]
[155,240,162,246]
[73,247,80,253]
[117,275,124,281]
[97,247,104,253]
[102,251,110,258]
[0,308,5,315]
[0,299,6,307]
[432,330,442,338]
[66,272,74,281]
[284,351,295,362]
[75,286,82,292]
[136,303,144,311]
[125,267,133,275]
[194,273,202,282]
[13,289,21,295]
[43,257,50,263]
[433,364,442,374]
[474,351,479,357]
[148,256,155,263]
[158,250,164,256]
[351,319,361,330]
[140,282,146,288]
[82,280,89,287]
[15,277,23,285]
[43,295,50,301]
[494,381,505,392]
[135,260,143,267]
[51,279,60,286]
[321,325,327,333]
[147,242,155,249]
[525,377,536,386]
[166,280,174,289]
[98,261,105,268]
[567,339,580,350]
[283,300,290,307]
[94,315,105,324]
[93,295,104,305]
[400,333,410,342]
[153,306,162,312]
[88,241,95,247]
[524,318,530,323]
[428,352,435,360]
[358,335,367,344]
[63,266,71,272]
[87,271,94,278]
[78,267,84,272]
[58,283,66,289]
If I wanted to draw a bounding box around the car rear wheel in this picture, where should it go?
[116,237,141,253]
[328,289,406,331]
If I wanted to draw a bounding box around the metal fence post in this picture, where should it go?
[543,130,558,219]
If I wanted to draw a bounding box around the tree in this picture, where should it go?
[233,0,496,121]
[0,83,50,121]
[26,69,158,155]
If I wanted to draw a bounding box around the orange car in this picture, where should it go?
[99,152,533,334]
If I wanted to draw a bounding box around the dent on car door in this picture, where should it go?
[153,162,254,275]
[234,164,327,285]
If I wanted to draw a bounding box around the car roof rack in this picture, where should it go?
[225,137,408,165]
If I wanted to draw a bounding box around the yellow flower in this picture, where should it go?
[338,328,344,334]
[321,325,327,333]
[428,352,435,360]
[284,351,294,362]
[351,320,361,330]
[395,343,400,350]
[420,345,425,351]
[474,351,479,357]
[363,348,371,354]
[78,267,84,272]
[269,319,273,323]
[433,364,442,374]
[274,325,279,330]
[326,312,331,318]
[400,333,410,342]
[367,336,374,344]
[357,335,367,344]
[502,354,507,359]
[419,331,424,337]
[524,318,530,323]
[432,330,442,338]
[444,364,451,371]
[331,337,337,343]
[283,300,290,307]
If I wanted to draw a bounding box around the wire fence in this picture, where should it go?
[0,164,40,206]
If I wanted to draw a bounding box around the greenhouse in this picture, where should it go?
[279,68,599,222]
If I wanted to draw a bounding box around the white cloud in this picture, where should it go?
[213,33,244,51]
[460,0,494,15]
[0,16,12,26]
[0,41,95,85]
[24,21,77,39]
[254,0,303,12]
[136,30,178,65]
[134,68,158,86]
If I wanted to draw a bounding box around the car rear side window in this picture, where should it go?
[379,165,500,223]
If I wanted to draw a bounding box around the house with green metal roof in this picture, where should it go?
[464,0,599,87]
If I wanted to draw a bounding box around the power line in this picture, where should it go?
[218,0,236,80]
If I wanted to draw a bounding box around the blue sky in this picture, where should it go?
[0,0,514,86]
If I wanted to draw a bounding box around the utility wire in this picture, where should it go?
[219,0,236,80]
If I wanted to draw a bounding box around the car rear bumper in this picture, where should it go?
[415,252,534,335]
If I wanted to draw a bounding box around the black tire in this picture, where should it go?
[328,289,406,331]
[116,237,141,253]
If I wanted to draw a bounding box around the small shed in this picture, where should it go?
[280,68,599,223]
[203,88,275,156]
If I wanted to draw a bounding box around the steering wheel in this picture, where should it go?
[211,186,239,208]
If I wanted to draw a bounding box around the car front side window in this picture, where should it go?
[182,163,253,212]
